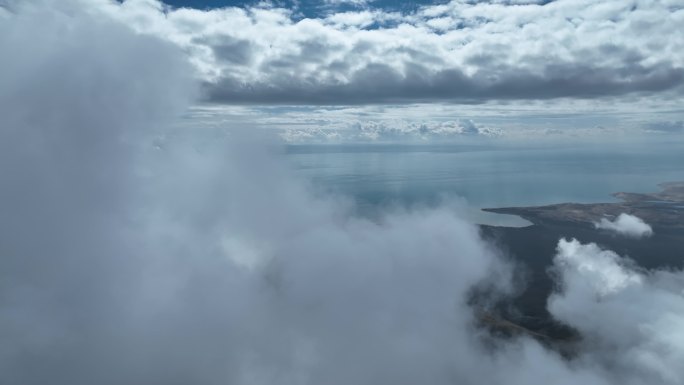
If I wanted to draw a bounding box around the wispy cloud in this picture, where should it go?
[550,239,684,384]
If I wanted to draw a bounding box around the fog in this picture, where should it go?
[1,2,683,385]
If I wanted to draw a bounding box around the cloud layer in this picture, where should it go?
[83,0,684,105]
[281,118,501,142]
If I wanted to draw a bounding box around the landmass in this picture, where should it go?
[483,181,684,233]
[476,182,684,343]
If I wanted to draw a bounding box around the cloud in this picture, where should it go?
[549,239,684,384]
[182,100,684,142]
[2,2,684,385]
[0,4,516,384]
[88,0,684,105]
[280,119,501,142]
[594,213,654,238]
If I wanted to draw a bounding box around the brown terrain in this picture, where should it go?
[475,182,684,344]
[483,182,684,233]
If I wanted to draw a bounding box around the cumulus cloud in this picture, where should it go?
[183,100,684,142]
[595,213,654,238]
[550,239,684,384]
[81,0,684,105]
[2,2,684,385]
[280,119,501,142]
[0,3,520,384]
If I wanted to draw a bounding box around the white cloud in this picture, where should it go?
[549,239,684,384]
[595,213,654,238]
[553,238,643,296]
[41,0,684,140]
[85,0,684,105]
[182,100,684,142]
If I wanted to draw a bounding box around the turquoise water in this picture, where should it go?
[285,141,684,226]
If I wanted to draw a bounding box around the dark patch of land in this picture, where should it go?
[477,182,684,341]
[484,181,684,234]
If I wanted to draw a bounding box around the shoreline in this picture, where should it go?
[476,182,684,341]
[480,181,684,233]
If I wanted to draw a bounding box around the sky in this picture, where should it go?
[81,0,684,142]
[2,1,684,384]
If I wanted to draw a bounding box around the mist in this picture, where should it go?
[1,2,683,385]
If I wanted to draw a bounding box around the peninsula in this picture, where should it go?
[478,182,684,341]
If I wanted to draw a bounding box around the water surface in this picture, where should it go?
[285,141,684,226]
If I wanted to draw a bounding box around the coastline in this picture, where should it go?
[481,181,684,233]
[476,182,684,341]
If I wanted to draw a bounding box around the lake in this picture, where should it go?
[285,140,684,226]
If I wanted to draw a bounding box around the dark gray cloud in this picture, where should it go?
[205,60,684,104]
[208,36,253,65]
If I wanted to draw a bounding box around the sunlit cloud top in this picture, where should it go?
[88,0,684,105]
